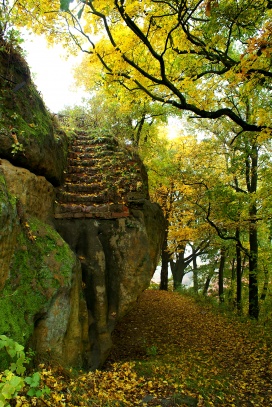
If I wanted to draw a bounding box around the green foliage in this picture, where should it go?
[0,335,50,407]
[0,2,24,53]
[60,0,74,12]
[11,141,24,156]
[58,90,168,147]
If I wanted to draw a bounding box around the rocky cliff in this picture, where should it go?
[53,131,165,368]
[0,159,88,368]
[0,38,68,185]
[0,40,165,369]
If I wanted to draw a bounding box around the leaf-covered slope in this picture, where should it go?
[18,290,272,406]
[107,290,272,406]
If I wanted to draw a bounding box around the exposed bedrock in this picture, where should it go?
[55,200,164,369]
[0,160,89,369]
[0,39,68,186]
[0,40,165,370]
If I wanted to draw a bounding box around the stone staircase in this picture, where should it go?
[54,131,146,219]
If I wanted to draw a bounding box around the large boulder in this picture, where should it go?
[0,39,68,185]
[0,157,165,371]
[0,161,88,369]
[1,159,55,223]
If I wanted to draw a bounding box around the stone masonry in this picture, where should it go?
[54,131,148,220]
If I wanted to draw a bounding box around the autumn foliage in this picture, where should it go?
[8,290,272,407]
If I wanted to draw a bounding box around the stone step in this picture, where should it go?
[68,150,117,160]
[67,156,127,167]
[71,138,116,147]
[65,173,104,183]
[70,144,116,153]
[55,202,127,215]
[68,158,100,167]
[64,168,142,187]
[64,176,123,186]
[66,166,101,175]
[60,183,105,194]
[56,191,117,204]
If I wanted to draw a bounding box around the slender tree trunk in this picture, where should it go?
[158,183,175,291]
[218,247,226,303]
[228,257,236,308]
[160,232,169,291]
[260,266,269,301]
[248,215,259,319]
[203,270,214,295]
[260,233,271,302]
[236,228,242,314]
[134,114,146,146]
[203,277,211,295]
[192,253,198,294]
[246,143,259,319]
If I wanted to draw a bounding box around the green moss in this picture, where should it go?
[0,170,17,228]
[1,104,53,146]
[0,72,58,149]
[0,216,76,361]
[30,217,75,279]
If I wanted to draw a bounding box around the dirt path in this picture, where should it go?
[107,290,272,406]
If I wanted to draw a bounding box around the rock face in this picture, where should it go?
[0,165,18,291]
[54,131,165,368]
[1,159,55,223]
[0,136,164,370]
[0,39,68,185]
[0,42,165,370]
[0,160,89,368]
[55,204,164,368]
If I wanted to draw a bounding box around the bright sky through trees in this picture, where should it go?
[21,32,181,136]
[22,33,87,112]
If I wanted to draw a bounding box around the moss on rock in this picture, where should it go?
[0,216,76,364]
[0,39,68,185]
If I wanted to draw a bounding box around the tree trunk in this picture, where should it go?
[160,233,169,291]
[236,228,242,314]
[228,257,236,308]
[260,266,269,301]
[193,253,198,294]
[171,250,186,290]
[246,143,259,319]
[248,217,259,319]
[158,183,175,291]
[134,114,146,146]
[218,247,226,303]
[203,277,211,295]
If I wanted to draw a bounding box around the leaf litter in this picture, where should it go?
[13,290,272,406]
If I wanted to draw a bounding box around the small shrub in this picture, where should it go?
[0,335,50,407]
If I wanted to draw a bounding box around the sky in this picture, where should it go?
[22,34,87,113]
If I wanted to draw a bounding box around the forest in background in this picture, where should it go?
[1,0,272,320]
[1,1,272,406]
[1,0,272,322]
